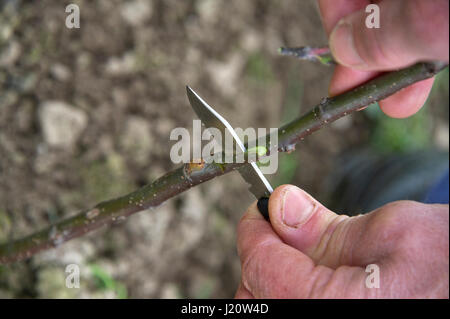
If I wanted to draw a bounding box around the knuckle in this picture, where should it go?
[366,201,421,253]
[311,211,349,265]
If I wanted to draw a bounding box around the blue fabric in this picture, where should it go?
[424,170,449,204]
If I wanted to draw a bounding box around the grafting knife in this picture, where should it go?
[186,86,273,220]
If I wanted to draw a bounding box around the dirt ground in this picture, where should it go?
[0,0,448,298]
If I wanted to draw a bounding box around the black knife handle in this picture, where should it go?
[257,197,270,221]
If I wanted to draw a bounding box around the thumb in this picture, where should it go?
[268,185,375,268]
[329,0,449,70]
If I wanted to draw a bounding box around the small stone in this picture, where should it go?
[240,30,262,52]
[50,63,72,82]
[105,52,136,76]
[160,283,181,299]
[120,116,153,165]
[121,0,153,26]
[196,0,220,23]
[206,53,244,96]
[0,40,21,67]
[39,101,87,148]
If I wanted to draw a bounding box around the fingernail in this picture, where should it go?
[281,187,315,228]
[329,20,365,68]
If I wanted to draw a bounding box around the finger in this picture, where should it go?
[319,0,428,118]
[318,0,371,35]
[237,202,326,298]
[238,202,373,298]
[329,0,449,70]
[268,185,396,269]
[328,66,434,118]
[379,77,434,118]
[234,282,254,299]
[318,0,377,98]
[328,64,379,96]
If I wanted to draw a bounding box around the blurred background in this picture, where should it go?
[0,0,448,298]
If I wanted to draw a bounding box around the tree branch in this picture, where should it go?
[0,61,447,264]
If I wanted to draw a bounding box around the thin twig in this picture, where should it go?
[0,60,447,264]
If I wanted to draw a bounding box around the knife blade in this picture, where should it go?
[186,86,273,219]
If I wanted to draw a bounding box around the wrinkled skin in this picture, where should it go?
[235,185,449,298]
[235,0,449,298]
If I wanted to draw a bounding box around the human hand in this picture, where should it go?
[318,0,449,118]
[235,185,449,298]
